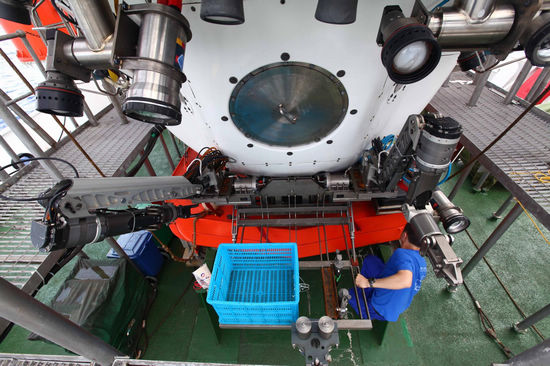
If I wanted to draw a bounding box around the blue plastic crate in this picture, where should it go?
[207,243,299,325]
[107,231,164,277]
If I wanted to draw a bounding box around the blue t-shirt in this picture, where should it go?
[371,248,427,321]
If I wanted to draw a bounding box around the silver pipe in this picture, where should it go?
[0,98,64,180]
[526,67,550,102]
[102,79,129,125]
[504,60,533,104]
[0,88,56,147]
[428,4,515,48]
[457,0,496,21]
[0,168,9,181]
[65,38,114,70]
[83,100,99,126]
[0,276,125,366]
[0,134,20,164]
[66,0,115,51]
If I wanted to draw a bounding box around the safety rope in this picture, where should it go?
[463,282,514,358]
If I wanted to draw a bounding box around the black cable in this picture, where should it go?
[0,157,79,202]
[126,126,165,177]
[50,0,78,25]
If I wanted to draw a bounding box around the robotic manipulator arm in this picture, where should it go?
[376,113,469,286]
[31,176,202,252]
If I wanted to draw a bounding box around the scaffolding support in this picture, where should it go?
[461,203,523,279]
[0,276,125,366]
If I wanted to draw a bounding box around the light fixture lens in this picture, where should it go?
[444,216,470,234]
[392,41,430,74]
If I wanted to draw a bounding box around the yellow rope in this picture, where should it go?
[509,170,550,184]
[514,198,550,246]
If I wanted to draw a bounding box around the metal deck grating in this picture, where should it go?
[430,72,550,230]
[0,108,151,289]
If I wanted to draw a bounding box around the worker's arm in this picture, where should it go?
[355,270,413,290]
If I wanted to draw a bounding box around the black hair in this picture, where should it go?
[403,223,422,247]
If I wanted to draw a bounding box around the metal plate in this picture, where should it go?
[229,62,348,147]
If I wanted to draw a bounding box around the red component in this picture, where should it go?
[157,0,183,11]
[169,148,406,258]
[0,1,67,62]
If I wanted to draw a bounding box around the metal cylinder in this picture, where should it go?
[318,316,335,340]
[122,4,192,125]
[416,116,461,175]
[0,276,125,365]
[428,4,515,48]
[234,177,258,192]
[295,316,312,340]
[0,99,63,181]
[66,38,114,69]
[66,0,115,51]
[457,0,496,21]
[409,211,441,243]
[325,173,350,190]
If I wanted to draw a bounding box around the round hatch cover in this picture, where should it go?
[229,62,349,147]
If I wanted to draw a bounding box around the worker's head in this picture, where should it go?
[400,223,421,250]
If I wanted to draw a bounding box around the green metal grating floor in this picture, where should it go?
[1,144,550,365]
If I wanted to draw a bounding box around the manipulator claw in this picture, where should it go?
[402,203,464,287]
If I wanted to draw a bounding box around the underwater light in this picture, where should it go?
[378,6,441,84]
[522,12,550,67]
[200,0,244,25]
[314,0,358,25]
[431,190,470,234]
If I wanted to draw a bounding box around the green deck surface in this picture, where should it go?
[1,141,550,365]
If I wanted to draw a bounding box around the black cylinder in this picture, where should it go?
[200,0,244,25]
[36,73,84,117]
[315,0,358,25]
[457,51,486,71]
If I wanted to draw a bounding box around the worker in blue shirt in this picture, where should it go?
[349,223,427,322]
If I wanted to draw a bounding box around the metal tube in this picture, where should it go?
[467,67,492,106]
[0,88,56,147]
[67,38,114,70]
[0,134,22,164]
[18,31,47,76]
[159,133,176,171]
[504,60,532,104]
[144,157,157,176]
[448,162,474,200]
[66,0,115,51]
[0,276,125,366]
[0,169,9,181]
[101,80,128,125]
[526,67,550,102]
[0,99,63,181]
[492,194,513,219]
[501,338,550,364]
[472,169,490,191]
[457,0,496,21]
[514,303,550,332]
[461,203,522,278]
[82,101,99,126]
[428,5,515,48]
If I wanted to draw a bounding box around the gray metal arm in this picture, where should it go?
[60,176,202,218]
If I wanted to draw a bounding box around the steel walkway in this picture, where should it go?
[0,108,151,290]
[430,72,550,230]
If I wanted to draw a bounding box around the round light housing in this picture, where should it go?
[381,24,441,84]
[36,73,84,117]
[378,8,441,84]
[200,0,244,25]
[522,12,550,67]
